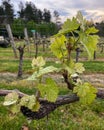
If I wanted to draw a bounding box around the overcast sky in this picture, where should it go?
[1,0,104,23]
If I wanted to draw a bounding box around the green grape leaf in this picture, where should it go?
[69,58,75,68]
[20,95,33,107]
[32,56,45,68]
[68,36,75,44]
[76,11,87,31]
[74,63,85,73]
[76,11,84,23]
[20,95,36,108]
[50,35,67,59]
[20,95,40,111]
[63,58,75,74]
[73,82,97,104]
[37,78,59,102]
[10,104,20,114]
[63,64,74,74]
[27,66,59,80]
[80,33,99,59]
[58,18,79,35]
[63,60,85,75]
[3,92,19,106]
[86,27,99,34]
[26,95,36,110]
[32,100,40,112]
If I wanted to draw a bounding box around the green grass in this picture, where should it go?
[0,40,104,129]
[0,85,104,129]
[0,97,104,129]
[0,82,104,130]
[0,43,55,73]
[0,42,104,73]
[0,59,104,73]
[83,61,104,73]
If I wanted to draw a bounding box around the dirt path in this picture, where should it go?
[0,72,103,88]
[82,74,104,87]
[48,73,104,88]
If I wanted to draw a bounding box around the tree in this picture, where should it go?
[18,1,43,24]
[53,10,60,24]
[47,22,58,35]
[43,9,51,23]
[2,0,14,24]
[37,9,43,23]
[17,1,25,19]
[24,2,35,22]
[11,18,25,38]
[53,10,61,31]
[0,6,5,24]
[26,20,37,36]
[95,21,104,37]
[36,22,57,36]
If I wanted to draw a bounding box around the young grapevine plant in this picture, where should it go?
[3,11,99,118]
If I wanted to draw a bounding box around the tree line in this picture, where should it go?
[0,0,60,37]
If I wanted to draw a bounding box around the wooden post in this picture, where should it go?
[100,44,104,53]
[24,28,30,56]
[35,40,39,58]
[32,31,39,58]
[93,51,96,60]
[75,48,80,62]
[6,24,17,58]
[32,32,35,41]
[17,45,25,78]
[42,39,45,52]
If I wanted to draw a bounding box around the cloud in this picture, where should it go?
[32,0,104,22]
[1,0,104,22]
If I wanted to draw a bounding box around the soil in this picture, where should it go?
[0,72,103,88]
[82,73,104,87]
